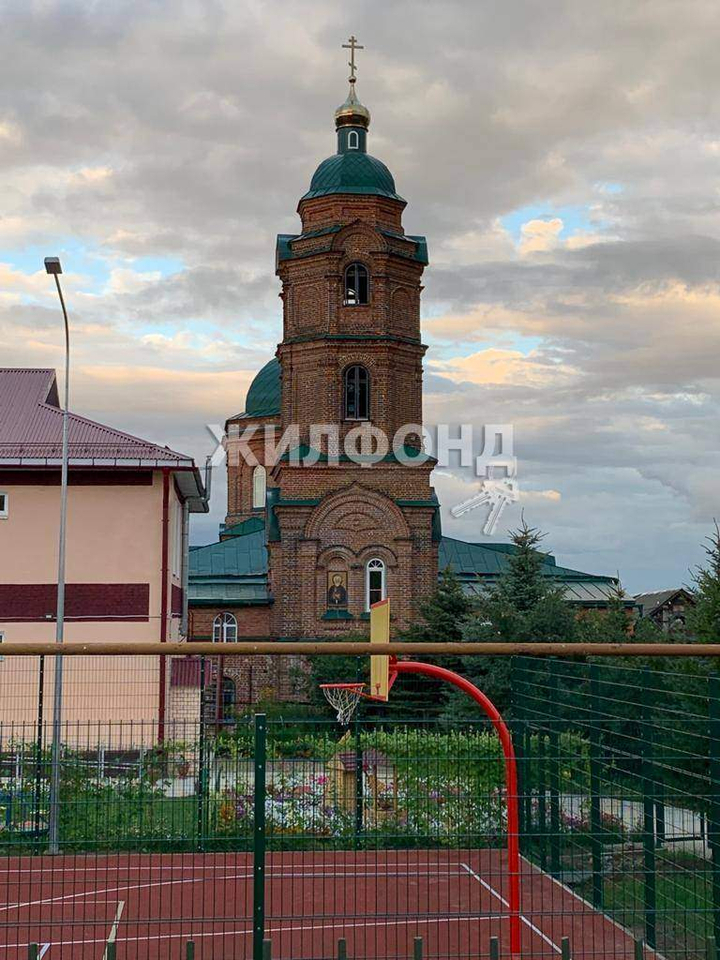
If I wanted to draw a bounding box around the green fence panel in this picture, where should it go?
[589,663,604,910]
[709,675,720,954]
[253,713,267,960]
[641,668,657,950]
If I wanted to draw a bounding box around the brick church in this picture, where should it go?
[187,67,622,701]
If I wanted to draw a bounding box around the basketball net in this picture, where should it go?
[320,683,365,725]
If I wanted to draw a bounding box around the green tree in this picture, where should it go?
[387,568,474,718]
[443,520,577,718]
[576,582,633,644]
[401,567,473,645]
[687,521,720,642]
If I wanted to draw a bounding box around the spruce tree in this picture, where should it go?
[380,568,473,719]
[688,521,720,642]
[443,520,576,718]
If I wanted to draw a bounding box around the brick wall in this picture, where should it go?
[269,189,437,638]
[189,604,272,640]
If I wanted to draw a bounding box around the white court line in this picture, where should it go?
[0,868,469,915]
[0,873,249,914]
[520,857,665,960]
[2,914,503,953]
[0,866,464,878]
[460,861,562,955]
[101,900,125,960]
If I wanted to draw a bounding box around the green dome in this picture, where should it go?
[243,358,280,418]
[302,153,404,202]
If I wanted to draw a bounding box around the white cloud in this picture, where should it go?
[0,0,718,585]
[518,217,564,255]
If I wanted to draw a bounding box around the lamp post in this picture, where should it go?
[44,256,69,854]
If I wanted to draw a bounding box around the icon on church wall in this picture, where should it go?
[327,571,349,608]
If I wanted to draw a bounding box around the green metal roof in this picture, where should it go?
[438,536,624,606]
[301,153,404,202]
[190,529,268,578]
[220,515,266,538]
[188,523,621,610]
[231,358,281,420]
[439,536,615,581]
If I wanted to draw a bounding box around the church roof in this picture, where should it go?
[188,525,625,611]
[439,536,628,607]
[301,152,404,202]
[230,357,281,420]
[188,528,269,605]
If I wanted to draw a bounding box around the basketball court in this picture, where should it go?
[0,848,651,958]
[0,610,669,957]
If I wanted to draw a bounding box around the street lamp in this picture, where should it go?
[44,256,69,854]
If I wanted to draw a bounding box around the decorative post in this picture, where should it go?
[353,715,363,846]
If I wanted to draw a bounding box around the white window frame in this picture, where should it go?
[365,558,386,611]
[252,465,267,509]
[0,492,7,519]
[348,130,359,150]
[213,612,238,643]
[0,631,4,662]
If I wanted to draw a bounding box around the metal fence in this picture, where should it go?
[512,656,719,960]
[0,652,718,959]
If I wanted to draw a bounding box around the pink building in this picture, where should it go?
[0,368,207,744]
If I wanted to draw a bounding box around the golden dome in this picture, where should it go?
[334,82,371,128]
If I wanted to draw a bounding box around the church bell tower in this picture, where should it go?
[269,38,439,636]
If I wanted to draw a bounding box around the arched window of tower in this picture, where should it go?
[252,465,267,509]
[344,262,369,305]
[344,364,370,420]
[348,130,359,149]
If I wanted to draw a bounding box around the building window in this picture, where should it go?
[0,492,7,518]
[348,130,359,150]
[366,558,386,610]
[222,677,237,721]
[344,364,370,420]
[344,262,369,305]
[252,465,267,509]
[0,632,4,663]
[213,612,238,643]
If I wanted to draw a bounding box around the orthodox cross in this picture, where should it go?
[342,35,364,83]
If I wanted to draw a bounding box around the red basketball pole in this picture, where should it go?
[389,659,522,958]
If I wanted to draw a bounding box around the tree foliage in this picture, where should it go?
[687,521,720,643]
[443,520,577,719]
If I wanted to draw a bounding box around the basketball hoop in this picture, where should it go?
[320,683,366,725]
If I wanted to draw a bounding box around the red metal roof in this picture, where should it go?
[170,657,203,687]
[0,368,193,464]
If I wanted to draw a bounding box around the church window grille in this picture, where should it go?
[213,612,238,643]
[366,558,386,610]
[344,364,370,420]
[344,263,369,305]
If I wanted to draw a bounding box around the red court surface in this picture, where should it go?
[0,849,651,959]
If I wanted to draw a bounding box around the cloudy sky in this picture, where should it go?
[2,0,719,592]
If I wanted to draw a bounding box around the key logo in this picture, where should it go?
[450,425,518,534]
